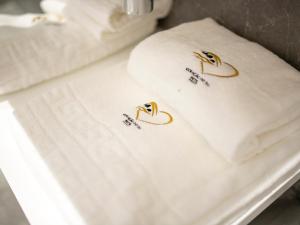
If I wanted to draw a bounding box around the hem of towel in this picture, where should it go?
[234,105,300,163]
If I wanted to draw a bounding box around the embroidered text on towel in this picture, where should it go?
[123,114,142,129]
[186,67,210,87]
[194,51,239,77]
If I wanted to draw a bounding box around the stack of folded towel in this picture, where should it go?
[0,0,172,95]
[1,17,300,225]
[0,0,172,34]
[128,18,300,163]
[41,0,172,38]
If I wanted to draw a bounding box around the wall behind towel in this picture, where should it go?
[160,0,300,71]
[0,0,41,14]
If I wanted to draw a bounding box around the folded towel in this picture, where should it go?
[41,0,173,38]
[128,18,300,163]
[0,0,173,95]
[2,48,300,225]
[0,16,156,95]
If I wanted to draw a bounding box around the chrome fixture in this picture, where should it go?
[123,0,154,16]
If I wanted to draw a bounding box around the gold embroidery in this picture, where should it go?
[136,102,173,125]
[194,51,239,77]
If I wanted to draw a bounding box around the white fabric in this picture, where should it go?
[41,0,173,38]
[0,16,156,95]
[1,48,300,225]
[0,0,173,95]
[128,18,300,163]
[0,0,66,28]
[0,13,65,28]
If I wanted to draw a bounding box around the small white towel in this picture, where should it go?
[0,16,156,95]
[0,0,173,95]
[128,18,300,163]
[41,0,173,38]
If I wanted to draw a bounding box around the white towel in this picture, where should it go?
[0,0,172,95]
[41,0,173,38]
[0,13,65,28]
[0,16,156,95]
[128,18,300,163]
[1,48,300,225]
[0,0,66,28]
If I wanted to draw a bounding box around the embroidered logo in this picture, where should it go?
[194,51,239,77]
[135,102,173,125]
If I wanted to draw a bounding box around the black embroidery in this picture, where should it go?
[122,114,141,130]
[186,67,210,87]
[189,76,198,84]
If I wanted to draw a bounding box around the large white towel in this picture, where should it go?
[128,18,300,163]
[41,0,173,38]
[1,48,300,225]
